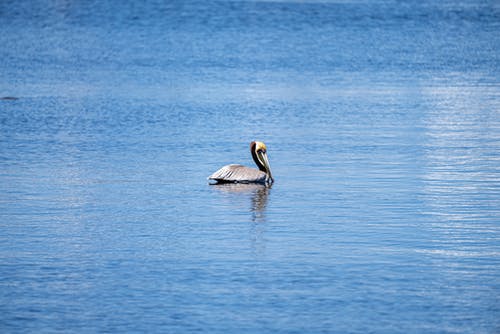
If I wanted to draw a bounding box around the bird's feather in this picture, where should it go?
[208,164,267,184]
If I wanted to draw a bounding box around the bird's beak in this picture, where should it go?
[258,151,274,184]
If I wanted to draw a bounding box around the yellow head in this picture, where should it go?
[254,141,267,152]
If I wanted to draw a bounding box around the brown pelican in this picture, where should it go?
[208,141,274,184]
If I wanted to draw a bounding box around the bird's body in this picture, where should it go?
[208,141,274,185]
[208,164,268,184]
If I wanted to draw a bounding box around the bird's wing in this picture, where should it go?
[208,164,267,183]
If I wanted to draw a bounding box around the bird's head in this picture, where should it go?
[251,141,274,184]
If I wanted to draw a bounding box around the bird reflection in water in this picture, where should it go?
[211,183,271,223]
[211,183,270,255]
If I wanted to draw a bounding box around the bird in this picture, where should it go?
[208,141,274,185]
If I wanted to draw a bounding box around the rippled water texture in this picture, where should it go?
[1,1,499,333]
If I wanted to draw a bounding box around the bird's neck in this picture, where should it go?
[251,149,267,173]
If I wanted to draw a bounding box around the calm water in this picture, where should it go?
[1,0,500,333]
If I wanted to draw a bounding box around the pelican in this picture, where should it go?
[208,141,274,184]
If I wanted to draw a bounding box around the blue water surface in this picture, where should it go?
[1,1,500,333]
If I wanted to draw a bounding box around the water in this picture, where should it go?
[1,0,500,333]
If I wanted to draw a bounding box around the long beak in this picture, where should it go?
[259,152,274,184]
